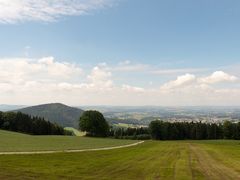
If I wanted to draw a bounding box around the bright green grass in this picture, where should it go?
[0,130,138,152]
[0,139,239,179]
[64,127,86,136]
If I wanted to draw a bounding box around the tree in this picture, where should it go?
[149,120,161,140]
[79,110,109,137]
[223,121,233,139]
[0,112,3,128]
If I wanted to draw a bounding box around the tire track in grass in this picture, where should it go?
[189,143,240,180]
[173,147,181,180]
[173,143,192,180]
[153,144,180,179]
[187,144,194,180]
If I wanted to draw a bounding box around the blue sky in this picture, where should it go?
[0,0,239,106]
[1,0,240,66]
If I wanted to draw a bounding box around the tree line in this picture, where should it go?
[109,120,240,140]
[148,120,240,140]
[0,111,65,135]
[80,110,240,140]
[109,127,151,140]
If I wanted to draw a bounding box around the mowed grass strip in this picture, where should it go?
[190,140,240,180]
[0,130,240,179]
[0,141,181,180]
[0,140,240,179]
[0,130,139,152]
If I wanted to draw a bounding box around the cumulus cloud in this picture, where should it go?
[153,70,240,106]
[0,0,114,24]
[160,71,238,91]
[0,57,115,98]
[87,66,113,90]
[199,71,238,84]
[0,57,151,105]
[160,73,196,90]
[0,58,239,106]
[0,57,82,85]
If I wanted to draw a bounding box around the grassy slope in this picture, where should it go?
[0,139,239,179]
[64,127,86,136]
[0,130,138,152]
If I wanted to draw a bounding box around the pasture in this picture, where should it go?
[0,130,138,152]
[0,130,240,179]
[64,127,86,136]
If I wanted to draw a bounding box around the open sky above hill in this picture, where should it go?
[0,0,240,106]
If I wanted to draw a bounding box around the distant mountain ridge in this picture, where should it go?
[0,104,26,112]
[15,103,84,128]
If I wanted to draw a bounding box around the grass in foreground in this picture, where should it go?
[0,130,138,152]
[0,138,239,179]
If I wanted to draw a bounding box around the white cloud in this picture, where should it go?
[160,71,238,91]
[152,71,240,106]
[0,57,116,105]
[199,71,238,84]
[122,84,145,93]
[0,0,114,24]
[151,68,207,75]
[0,57,82,85]
[87,66,113,90]
[113,61,149,72]
[38,56,83,78]
[0,58,239,106]
[160,73,196,90]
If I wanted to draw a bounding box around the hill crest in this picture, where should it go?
[15,103,84,128]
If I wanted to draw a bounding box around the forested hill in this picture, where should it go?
[0,112,64,135]
[15,103,84,128]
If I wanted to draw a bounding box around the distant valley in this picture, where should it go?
[82,106,240,127]
[1,104,240,129]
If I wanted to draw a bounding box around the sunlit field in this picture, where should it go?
[0,131,239,180]
[0,130,138,152]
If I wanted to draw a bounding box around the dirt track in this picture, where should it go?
[0,141,144,155]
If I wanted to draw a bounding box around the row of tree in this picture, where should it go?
[79,110,240,140]
[149,120,240,140]
[0,111,65,135]
[79,110,149,139]
[110,127,151,140]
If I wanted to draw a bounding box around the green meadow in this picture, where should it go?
[64,127,86,136]
[0,130,138,152]
[0,130,240,179]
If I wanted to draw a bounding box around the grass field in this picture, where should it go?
[0,130,240,179]
[64,127,86,136]
[0,130,138,152]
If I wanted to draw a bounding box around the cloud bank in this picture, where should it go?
[199,71,238,84]
[161,74,196,90]
[0,0,113,23]
[161,71,238,91]
[0,57,239,106]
